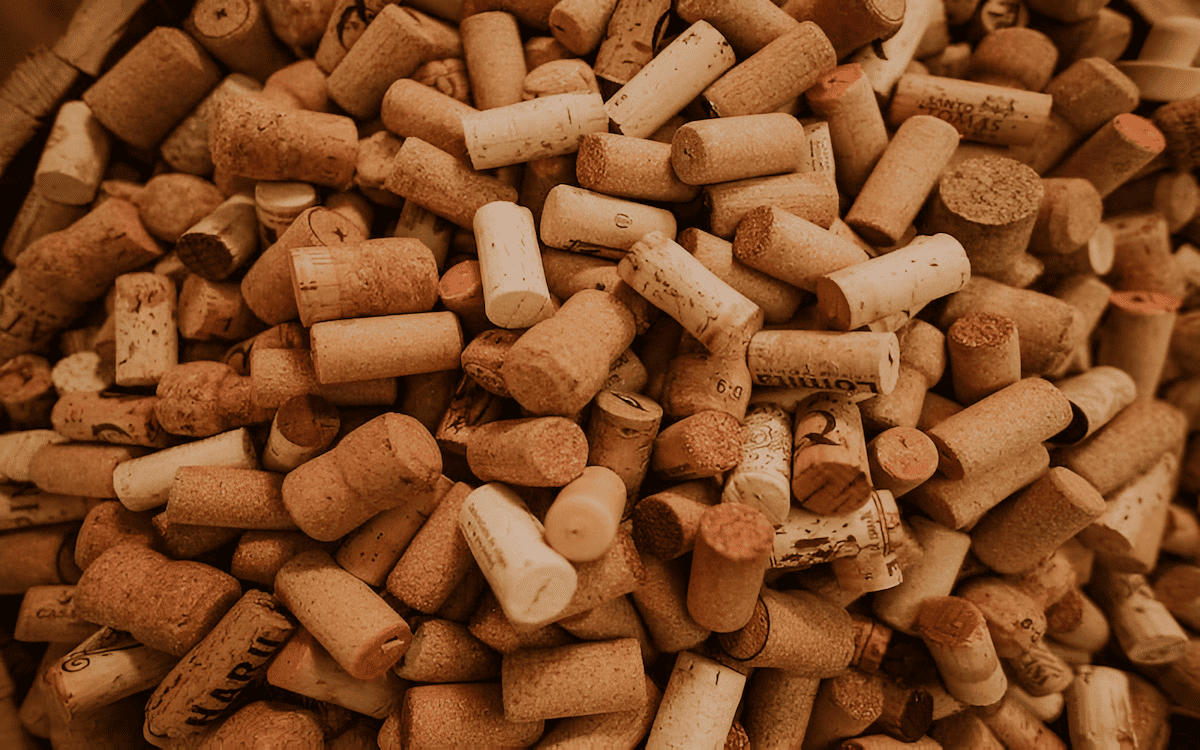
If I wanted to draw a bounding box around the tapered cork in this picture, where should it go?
[1049,114,1166,198]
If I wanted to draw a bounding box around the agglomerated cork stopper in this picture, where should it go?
[968,27,1059,91]
[698,503,774,565]
[948,312,1016,351]
[936,157,1043,230]
[650,410,744,480]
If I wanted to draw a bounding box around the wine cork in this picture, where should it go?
[645,650,746,750]
[183,700,324,748]
[967,26,1058,92]
[33,101,110,206]
[384,136,518,228]
[283,412,441,541]
[631,480,719,560]
[152,512,240,559]
[0,354,55,429]
[769,489,900,577]
[175,193,260,282]
[13,585,99,644]
[466,416,588,487]
[955,576,1047,660]
[210,98,359,189]
[458,482,578,627]
[184,0,291,82]
[887,74,1052,146]
[1096,291,1181,401]
[591,0,669,86]
[1061,665,1138,750]
[805,63,889,195]
[670,114,806,186]
[522,57,600,99]
[543,466,626,561]
[722,402,791,524]
[164,466,292,530]
[924,158,1043,279]
[377,479,467,611]
[1077,452,1177,575]
[1092,566,1189,666]
[254,181,318,246]
[72,545,241,656]
[606,21,736,139]
[159,74,262,177]
[44,627,179,722]
[82,27,222,151]
[73,500,160,572]
[650,409,743,481]
[267,628,406,719]
[290,238,439,327]
[308,311,462,384]
[228,529,329,586]
[703,22,835,117]
[467,588,575,654]
[463,92,607,170]
[687,502,773,632]
[1056,398,1187,496]
[845,115,962,247]
[1052,365,1138,444]
[1154,564,1200,631]
[1029,178,1104,258]
[177,275,261,343]
[742,669,819,749]
[502,638,645,721]
[391,201,453,274]
[947,312,1021,406]
[558,593,656,660]
[0,522,80,594]
[719,588,854,676]
[1049,114,1166,198]
[153,360,272,438]
[707,168,840,239]
[112,273,178,388]
[541,185,678,260]
[111,427,257,513]
[576,132,700,203]
[867,427,939,498]
[870,516,970,634]
[0,451,77,510]
[249,348,397,409]
[142,589,295,746]
[1,186,87,265]
[260,394,339,473]
[747,329,900,398]
[674,0,798,58]
[916,596,1008,706]
[460,11,526,110]
[585,390,663,504]
[662,334,750,420]
[732,206,868,291]
[380,78,477,162]
[28,443,146,499]
[471,201,552,329]
[274,549,411,680]
[394,618,501,683]
[802,668,885,750]
[677,228,803,325]
[390,682,544,748]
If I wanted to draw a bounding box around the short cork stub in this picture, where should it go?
[937,157,1043,228]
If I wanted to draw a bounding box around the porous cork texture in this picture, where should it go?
[948,312,1016,350]
[465,417,589,486]
[650,410,744,480]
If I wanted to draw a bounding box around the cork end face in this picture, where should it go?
[937,157,1044,227]
[697,503,774,563]
[948,311,1017,350]
[1113,113,1167,155]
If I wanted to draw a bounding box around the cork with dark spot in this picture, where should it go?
[630,479,720,560]
[1044,588,1085,634]
[460,328,521,397]
[650,410,743,481]
[687,503,773,632]
[392,682,544,748]
[718,588,854,676]
[135,173,224,244]
[502,638,646,721]
[465,416,587,487]
[915,596,997,665]
[924,157,1044,278]
[968,27,1059,92]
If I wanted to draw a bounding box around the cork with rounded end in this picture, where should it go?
[718,588,854,676]
[393,683,544,749]
[72,545,241,656]
[948,312,1021,405]
[74,500,161,571]
[1049,114,1166,198]
[924,157,1043,278]
[866,427,939,498]
[687,502,774,632]
[502,638,646,721]
[1029,178,1103,257]
[916,596,1008,706]
[968,27,1059,92]
[465,417,588,487]
[543,466,627,561]
[650,409,743,481]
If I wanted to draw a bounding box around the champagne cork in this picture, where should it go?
[947,312,1021,406]
[916,596,1008,706]
[390,682,544,748]
[267,628,405,719]
[1112,16,1200,102]
[112,273,178,388]
[585,389,664,503]
[283,412,442,541]
[576,132,700,203]
[1096,291,1181,400]
[818,233,971,331]
[466,416,589,487]
[687,502,774,632]
[308,311,462,384]
[1091,566,1188,666]
[650,409,743,481]
[543,466,626,561]
[605,21,736,139]
[72,545,241,656]
[142,590,295,746]
[591,0,669,87]
[274,549,411,680]
[458,482,578,627]
[165,466,293,530]
[619,232,762,357]
[460,12,526,110]
[44,627,178,722]
[662,334,751,420]
[845,115,962,246]
[645,650,746,750]
[707,168,840,239]
[501,288,636,415]
[631,480,719,560]
[1049,114,1167,198]
[733,206,869,291]
[380,78,477,162]
[33,101,110,206]
[114,428,258,512]
[210,98,359,189]
[154,360,272,438]
[28,443,147,499]
[394,618,501,683]
[177,275,262,343]
[384,136,519,228]
[1,187,87,265]
[703,22,835,117]
[472,201,552,329]
[1055,399,1188,496]
[866,427,939,498]
[747,330,900,397]
[540,185,678,260]
[13,585,98,644]
[723,402,792,524]
[0,355,55,429]
[719,588,854,676]
[1029,178,1104,258]
[463,92,607,170]
[670,114,806,186]
[502,638,645,721]
[382,480,470,611]
[888,74,1052,146]
[805,63,889,195]
[81,27,222,151]
[290,238,439,327]
[677,227,804,325]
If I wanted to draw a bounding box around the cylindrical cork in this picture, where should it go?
[687,502,774,632]
[394,618,501,683]
[605,21,736,139]
[466,417,588,487]
[385,136,518,228]
[472,202,552,329]
[28,443,146,499]
[661,334,751,420]
[308,311,462,384]
[44,626,179,722]
[81,27,221,150]
[291,239,438,328]
[113,428,257,512]
[229,530,329,586]
[165,466,293,530]
[0,429,66,484]
[267,628,406,719]
[1063,665,1138,750]
[707,170,839,239]
[586,389,663,504]
[380,78,477,162]
[185,0,290,82]
[113,273,178,387]
[186,700,325,747]
[630,480,719,560]
[250,348,397,409]
[650,410,743,481]
[177,275,261,343]
[1052,366,1138,444]
[947,312,1021,405]
[1154,565,1200,631]
[1094,567,1189,666]
[733,206,868,291]
[592,0,670,86]
[142,590,295,746]
[540,184,678,259]
[781,0,905,58]
[1103,213,1184,299]
[790,391,872,515]
[382,480,470,611]
[391,682,543,748]
[0,522,79,594]
[72,545,241,656]
[719,588,854,676]
[458,483,578,627]
[1055,399,1188,496]
[1078,452,1177,575]
[801,668,885,750]
[2,186,88,265]
[630,552,710,654]
[703,22,836,117]
[678,227,803,325]
[154,360,272,438]
[159,73,261,177]
[741,669,820,748]
[846,115,962,246]
[888,75,1053,146]
[1049,114,1166,197]
[768,488,900,574]
[463,92,607,170]
[501,638,645,721]
[645,650,746,750]
[33,100,110,206]
[501,288,636,415]
[1029,178,1104,257]
[1007,637,1076,698]
[543,466,626,561]
[867,427,939,498]
[722,402,792,524]
[805,63,888,195]
[746,329,899,398]
[273,550,410,681]
[670,113,806,185]
[818,233,971,331]
[460,12,526,110]
[871,516,971,634]
[1153,93,1200,171]
[576,132,699,203]
[924,157,1043,279]
[14,585,98,643]
[916,596,1008,706]
[967,26,1058,91]
[972,467,1106,574]
[261,394,339,473]
[175,193,259,281]
[1096,291,1181,400]
[283,412,441,541]
[674,0,798,57]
